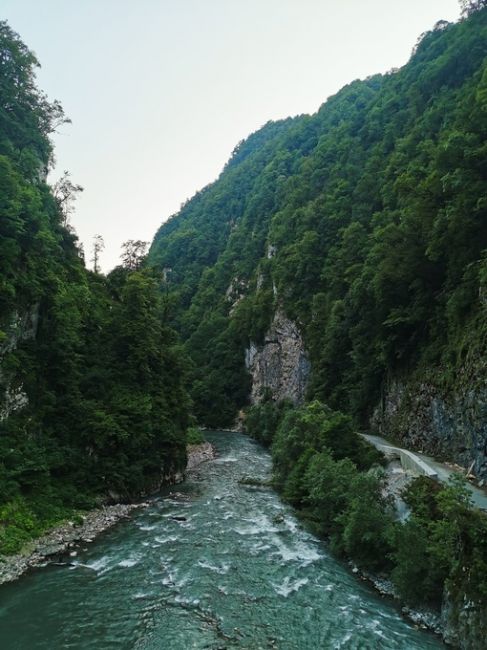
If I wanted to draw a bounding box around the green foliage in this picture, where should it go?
[0,495,77,555]
[390,475,487,607]
[243,392,293,446]
[333,470,394,569]
[186,427,204,445]
[389,517,445,605]
[246,400,391,570]
[270,401,383,489]
[149,8,487,427]
[0,24,192,552]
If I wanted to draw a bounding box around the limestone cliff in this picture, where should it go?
[245,308,310,405]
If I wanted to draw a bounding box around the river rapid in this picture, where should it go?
[0,431,443,649]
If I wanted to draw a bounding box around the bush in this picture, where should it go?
[333,470,394,570]
[390,475,487,607]
[186,427,205,445]
[390,517,447,605]
[244,393,293,446]
[259,400,392,570]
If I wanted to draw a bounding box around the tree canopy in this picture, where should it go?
[149,6,487,428]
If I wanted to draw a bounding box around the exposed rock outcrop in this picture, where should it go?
[372,360,487,480]
[245,308,310,405]
[0,304,39,420]
[0,305,39,358]
[441,586,487,649]
[225,276,248,315]
[186,442,216,471]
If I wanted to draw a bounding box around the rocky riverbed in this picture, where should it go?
[352,564,443,637]
[0,442,216,586]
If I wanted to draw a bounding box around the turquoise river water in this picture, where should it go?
[0,431,444,649]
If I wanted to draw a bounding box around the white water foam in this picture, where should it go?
[197,560,230,575]
[234,514,279,536]
[333,631,353,648]
[133,592,153,600]
[270,536,323,566]
[70,555,113,575]
[154,535,179,544]
[118,557,140,568]
[273,576,309,597]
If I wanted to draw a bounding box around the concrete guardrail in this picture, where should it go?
[374,443,438,481]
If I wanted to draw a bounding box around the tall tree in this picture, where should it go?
[91,234,105,273]
[120,239,148,270]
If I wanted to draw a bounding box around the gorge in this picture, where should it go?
[1,3,487,649]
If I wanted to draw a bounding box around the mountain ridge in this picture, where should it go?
[149,8,487,473]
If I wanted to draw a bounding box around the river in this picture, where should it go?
[0,431,443,649]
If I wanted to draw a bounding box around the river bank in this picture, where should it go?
[0,431,442,649]
[352,564,444,637]
[349,457,445,639]
[0,442,216,587]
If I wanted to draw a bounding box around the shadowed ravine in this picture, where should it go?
[0,432,443,649]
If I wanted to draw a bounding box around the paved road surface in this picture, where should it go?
[363,433,487,512]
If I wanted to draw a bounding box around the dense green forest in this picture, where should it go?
[150,6,487,430]
[245,398,487,619]
[0,21,191,553]
[1,3,487,641]
[147,2,487,627]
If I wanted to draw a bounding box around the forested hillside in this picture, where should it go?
[148,9,487,636]
[149,7,487,462]
[1,5,487,645]
[0,22,191,553]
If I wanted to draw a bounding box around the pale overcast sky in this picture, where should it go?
[3,0,461,271]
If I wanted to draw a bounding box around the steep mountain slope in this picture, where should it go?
[0,22,191,553]
[149,9,487,472]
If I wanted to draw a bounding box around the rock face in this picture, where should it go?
[0,305,39,358]
[441,587,487,649]
[245,308,310,405]
[186,442,216,471]
[0,304,39,420]
[372,360,487,480]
